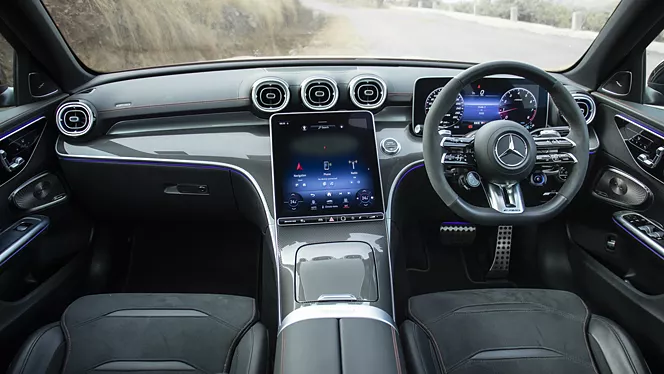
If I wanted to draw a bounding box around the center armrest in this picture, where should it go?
[275,306,405,374]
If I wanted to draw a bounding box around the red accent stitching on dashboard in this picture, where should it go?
[98,97,250,112]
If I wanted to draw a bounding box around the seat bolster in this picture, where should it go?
[230,323,269,374]
[7,322,66,374]
[401,320,441,374]
[588,315,651,374]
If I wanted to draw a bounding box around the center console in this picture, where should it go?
[269,110,393,320]
[270,110,401,372]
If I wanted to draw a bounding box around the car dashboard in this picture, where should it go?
[47,61,602,322]
[53,63,598,218]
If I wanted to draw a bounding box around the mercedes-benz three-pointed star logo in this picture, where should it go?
[494,133,528,167]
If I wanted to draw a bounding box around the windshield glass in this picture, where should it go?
[42,0,621,72]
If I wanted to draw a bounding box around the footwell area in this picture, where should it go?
[405,223,514,296]
[120,223,261,297]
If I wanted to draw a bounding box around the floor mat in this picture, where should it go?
[407,223,514,296]
[122,223,261,297]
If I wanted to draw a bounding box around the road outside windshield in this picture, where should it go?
[38,0,659,73]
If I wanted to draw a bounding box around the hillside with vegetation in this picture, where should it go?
[0,37,12,86]
[42,0,320,72]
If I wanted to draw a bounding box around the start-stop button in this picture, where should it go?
[380,138,401,155]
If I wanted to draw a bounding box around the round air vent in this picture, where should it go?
[251,78,290,113]
[300,76,338,111]
[349,75,387,109]
[56,100,96,137]
[572,93,596,124]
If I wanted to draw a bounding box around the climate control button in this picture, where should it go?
[287,193,303,210]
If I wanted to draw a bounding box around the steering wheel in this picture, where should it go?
[423,61,589,225]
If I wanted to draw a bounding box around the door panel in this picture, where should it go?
[0,96,93,370]
[567,92,664,372]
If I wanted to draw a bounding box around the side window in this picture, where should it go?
[0,35,14,108]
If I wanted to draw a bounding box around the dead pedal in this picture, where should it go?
[439,223,477,247]
[487,225,512,279]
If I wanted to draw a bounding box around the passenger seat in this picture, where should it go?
[8,294,267,374]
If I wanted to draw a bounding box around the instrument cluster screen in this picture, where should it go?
[413,77,549,135]
[270,111,384,222]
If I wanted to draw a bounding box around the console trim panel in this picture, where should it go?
[278,304,396,335]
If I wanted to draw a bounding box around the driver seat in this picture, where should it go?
[401,289,650,374]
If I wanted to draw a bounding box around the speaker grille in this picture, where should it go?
[10,173,67,212]
[593,168,651,209]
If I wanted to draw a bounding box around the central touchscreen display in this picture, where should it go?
[270,111,384,223]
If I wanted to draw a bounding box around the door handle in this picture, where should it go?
[637,146,664,169]
[0,149,25,172]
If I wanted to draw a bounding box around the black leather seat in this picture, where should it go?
[401,289,650,374]
[8,294,267,374]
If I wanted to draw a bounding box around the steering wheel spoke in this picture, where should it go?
[484,182,525,214]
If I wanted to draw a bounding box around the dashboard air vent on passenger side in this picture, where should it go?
[56,100,96,137]
[572,93,596,124]
[251,78,290,113]
[300,76,338,111]
[349,75,387,110]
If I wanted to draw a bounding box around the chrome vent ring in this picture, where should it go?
[251,78,290,113]
[300,76,338,111]
[349,75,387,109]
[572,93,596,124]
[56,101,95,137]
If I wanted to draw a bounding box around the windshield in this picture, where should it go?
[42,0,620,72]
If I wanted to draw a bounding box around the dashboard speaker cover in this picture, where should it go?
[592,168,652,209]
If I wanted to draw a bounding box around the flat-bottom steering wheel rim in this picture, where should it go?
[422,61,589,225]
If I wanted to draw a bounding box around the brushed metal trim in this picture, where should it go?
[278,304,396,335]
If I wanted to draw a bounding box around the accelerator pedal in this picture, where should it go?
[487,225,512,279]
[439,223,477,247]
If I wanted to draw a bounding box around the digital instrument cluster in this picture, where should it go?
[413,77,549,135]
[270,111,385,225]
